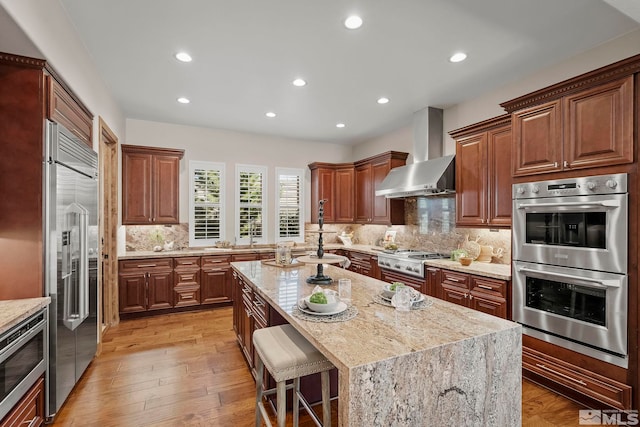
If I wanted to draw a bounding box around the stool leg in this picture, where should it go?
[321,370,331,427]
[276,380,287,427]
[255,357,264,427]
[292,377,300,427]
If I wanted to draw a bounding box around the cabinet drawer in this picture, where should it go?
[232,253,260,262]
[470,276,506,298]
[1,376,44,427]
[441,270,470,289]
[523,347,631,410]
[252,292,268,324]
[202,255,231,268]
[174,270,199,286]
[174,257,200,268]
[120,258,173,272]
[174,284,200,308]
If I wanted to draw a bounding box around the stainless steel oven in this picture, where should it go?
[513,173,627,273]
[0,308,47,420]
[513,261,627,367]
[512,173,629,368]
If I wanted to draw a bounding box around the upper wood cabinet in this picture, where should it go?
[501,58,637,177]
[121,145,184,225]
[309,152,407,225]
[354,151,408,225]
[47,76,93,147]
[450,115,512,228]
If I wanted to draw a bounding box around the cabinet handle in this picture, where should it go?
[447,277,459,282]
[138,264,157,268]
[148,218,152,222]
[232,272,237,278]
[208,268,222,271]
[468,293,473,300]
[254,299,265,307]
[554,162,558,168]
[181,262,194,265]
[563,161,568,168]
[23,416,38,427]
[245,309,252,317]
[477,284,493,290]
[535,363,587,386]
[242,287,251,295]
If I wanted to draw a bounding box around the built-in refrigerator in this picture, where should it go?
[44,121,99,420]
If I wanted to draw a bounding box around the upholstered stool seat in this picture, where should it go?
[253,324,333,427]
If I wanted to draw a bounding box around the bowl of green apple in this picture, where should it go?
[305,290,341,313]
[382,281,406,299]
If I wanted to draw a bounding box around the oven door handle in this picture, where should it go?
[516,200,620,210]
[517,267,620,289]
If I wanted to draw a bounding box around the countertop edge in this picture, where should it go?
[0,297,51,335]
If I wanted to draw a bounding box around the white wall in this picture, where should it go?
[125,119,353,243]
[354,29,640,157]
[0,0,125,142]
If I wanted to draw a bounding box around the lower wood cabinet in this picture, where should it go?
[0,375,44,427]
[201,255,232,305]
[523,346,631,410]
[435,268,509,319]
[119,258,174,313]
[173,257,200,308]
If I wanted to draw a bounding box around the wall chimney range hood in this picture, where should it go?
[375,107,455,198]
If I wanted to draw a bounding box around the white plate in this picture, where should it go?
[380,292,425,304]
[298,300,348,316]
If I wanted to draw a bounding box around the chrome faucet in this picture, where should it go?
[249,218,256,249]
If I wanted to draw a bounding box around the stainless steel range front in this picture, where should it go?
[512,173,628,368]
[377,250,448,278]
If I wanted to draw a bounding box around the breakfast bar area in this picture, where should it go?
[231,261,522,426]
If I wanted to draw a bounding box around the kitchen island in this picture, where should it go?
[231,261,521,426]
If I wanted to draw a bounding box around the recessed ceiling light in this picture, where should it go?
[265,112,276,118]
[377,97,390,104]
[177,97,190,104]
[344,15,363,30]
[175,52,192,62]
[449,52,467,63]
[336,123,346,128]
[292,78,307,87]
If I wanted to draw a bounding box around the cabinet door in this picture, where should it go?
[47,77,93,147]
[153,154,181,224]
[118,272,147,313]
[487,125,512,227]
[469,292,506,318]
[232,271,240,336]
[0,376,44,427]
[513,100,562,176]
[354,163,372,223]
[201,267,231,304]
[334,167,354,223]
[310,167,335,223]
[456,133,487,226]
[425,267,441,298]
[122,151,153,224]
[241,295,254,368]
[147,271,174,310]
[563,76,633,170]
[440,284,468,307]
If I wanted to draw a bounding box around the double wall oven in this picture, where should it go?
[512,173,628,368]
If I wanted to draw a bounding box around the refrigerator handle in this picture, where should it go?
[63,207,89,331]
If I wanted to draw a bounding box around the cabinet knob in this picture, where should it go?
[553,162,558,168]
[563,160,568,168]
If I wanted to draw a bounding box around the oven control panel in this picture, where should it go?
[513,173,627,199]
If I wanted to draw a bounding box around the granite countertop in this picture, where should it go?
[0,297,51,335]
[231,261,521,425]
[120,242,512,279]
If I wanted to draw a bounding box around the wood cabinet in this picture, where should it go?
[503,71,634,177]
[0,376,44,427]
[173,257,200,308]
[425,267,441,298]
[0,53,93,300]
[435,268,508,319]
[354,152,408,225]
[121,145,184,225]
[346,251,375,277]
[379,268,425,294]
[523,346,631,410]
[308,162,354,224]
[47,76,93,147]
[309,151,407,225]
[450,115,512,227]
[118,258,174,313]
[201,255,232,305]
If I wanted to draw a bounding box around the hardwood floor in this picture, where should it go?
[52,308,585,426]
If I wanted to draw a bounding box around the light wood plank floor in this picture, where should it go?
[52,308,585,426]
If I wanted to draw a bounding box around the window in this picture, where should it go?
[189,161,225,247]
[276,168,304,242]
[236,165,267,245]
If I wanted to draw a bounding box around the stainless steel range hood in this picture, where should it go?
[375,107,455,198]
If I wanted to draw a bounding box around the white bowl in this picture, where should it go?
[382,283,405,299]
[305,295,340,313]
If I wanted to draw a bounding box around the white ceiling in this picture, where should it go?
[58,0,640,145]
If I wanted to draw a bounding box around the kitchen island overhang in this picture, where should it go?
[231,261,521,426]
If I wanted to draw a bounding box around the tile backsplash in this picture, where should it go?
[125,196,511,264]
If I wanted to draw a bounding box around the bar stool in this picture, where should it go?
[253,324,334,427]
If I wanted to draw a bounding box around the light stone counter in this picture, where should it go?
[231,261,521,426]
[118,244,344,260]
[0,297,51,335]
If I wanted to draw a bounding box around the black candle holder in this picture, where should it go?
[306,200,334,284]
